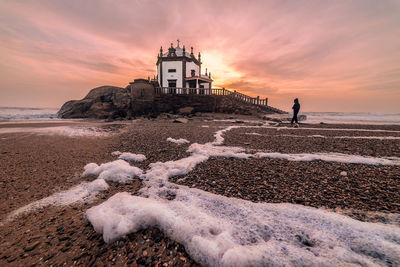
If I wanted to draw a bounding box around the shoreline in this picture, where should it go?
[0,114,399,266]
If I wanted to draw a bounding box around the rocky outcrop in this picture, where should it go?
[57,86,131,119]
[58,80,287,119]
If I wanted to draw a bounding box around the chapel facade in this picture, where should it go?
[156,40,213,91]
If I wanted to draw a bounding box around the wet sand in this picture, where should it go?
[0,115,399,266]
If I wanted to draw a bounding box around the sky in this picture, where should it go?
[0,0,399,112]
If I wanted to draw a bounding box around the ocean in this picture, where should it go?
[302,112,400,125]
[0,107,59,120]
[0,107,399,125]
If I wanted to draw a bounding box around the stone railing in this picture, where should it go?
[154,87,269,106]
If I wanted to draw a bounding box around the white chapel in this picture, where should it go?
[156,40,213,91]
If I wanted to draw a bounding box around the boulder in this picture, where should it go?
[173,118,188,124]
[178,106,194,115]
[57,86,131,119]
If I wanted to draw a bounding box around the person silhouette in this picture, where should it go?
[291,98,300,127]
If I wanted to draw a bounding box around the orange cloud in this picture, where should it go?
[0,0,399,112]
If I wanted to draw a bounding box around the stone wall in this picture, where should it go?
[131,94,282,116]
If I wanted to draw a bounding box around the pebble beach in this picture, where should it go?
[0,114,399,266]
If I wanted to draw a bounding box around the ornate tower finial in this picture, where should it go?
[198,52,201,62]
[183,45,185,53]
[205,68,208,75]
[209,72,211,78]
[190,46,194,56]
[160,46,163,56]
[177,39,180,47]
[168,43,176,57]
[170,43,173,48]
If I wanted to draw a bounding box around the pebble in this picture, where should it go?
[23,241,41,252]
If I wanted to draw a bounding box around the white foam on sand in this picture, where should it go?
[87,190,400,266]
[310,134,325,138]
[8,179,109,220]
[5,122,400,265]
[188,143,251,159]
[83,159,143,183]
[264,126,400,133]
[111,151,122,156]
[213,126,240,145]
[0,126,111,137]
[3,157,146,223]
[245,132,262,136]
[279,134,400,140]
[118,152,146,162]
[167,137,190,144]
[256,152,400,166]
[334,136,400,140]
[86,124,400,266]
[37,126,111,137]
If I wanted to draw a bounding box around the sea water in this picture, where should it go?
[1,107,399,125]
[0,107,58,120]
[303,112,400,125]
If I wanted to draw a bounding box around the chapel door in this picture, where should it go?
[168,80,177,94]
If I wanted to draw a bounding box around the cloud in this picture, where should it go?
[0,0,399,111]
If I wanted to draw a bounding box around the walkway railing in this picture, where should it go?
[155,87,269,107]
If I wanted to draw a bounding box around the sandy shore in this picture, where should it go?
[0,115,399,266]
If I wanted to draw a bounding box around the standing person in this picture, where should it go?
[291,98,300,127]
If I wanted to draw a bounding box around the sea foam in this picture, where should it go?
[86,124,400,266]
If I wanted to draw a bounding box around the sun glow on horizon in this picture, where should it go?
[0,1,399,112]
[201,50,243,87]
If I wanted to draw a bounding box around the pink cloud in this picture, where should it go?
[0,0,399,112]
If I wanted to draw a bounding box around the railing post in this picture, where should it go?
[265,98,268,106]
[257,96,259,105]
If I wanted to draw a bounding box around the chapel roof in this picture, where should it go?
[159,40,200,60]
[162,45,191,57]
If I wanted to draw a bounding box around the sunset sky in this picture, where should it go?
[0,0,399,112]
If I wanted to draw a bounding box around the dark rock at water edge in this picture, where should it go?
[58,80,287,119]
[57,86,131,119]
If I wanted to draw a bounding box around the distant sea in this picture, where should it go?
[0,107,59,120]
[0,107,399,125]
[303,112,400,125]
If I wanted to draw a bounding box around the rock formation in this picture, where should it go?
[58,79,287,119]
[58,86,131,119]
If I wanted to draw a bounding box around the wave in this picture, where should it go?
[0,107,58,120]
[303,112,400,125]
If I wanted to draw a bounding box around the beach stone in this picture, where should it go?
[340,171,347,176]
[23,241,40,252]
[173,118,188,124]
[7,256,17,263]
[178,107,194,115]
